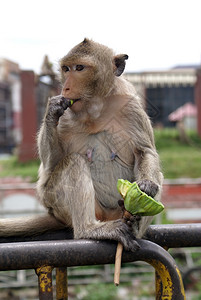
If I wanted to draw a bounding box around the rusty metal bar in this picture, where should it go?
[145,223,201,248]
[1,224,201,248]
[0,239,178,270]
[35,265,53,300]
[56,267,68,300]
[2,224,199,299]
[155,270,162,299]
[0,238,185,299]
[155,245,170,300]
[149,257,185,299]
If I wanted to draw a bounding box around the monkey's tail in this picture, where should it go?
[0,214,65,237]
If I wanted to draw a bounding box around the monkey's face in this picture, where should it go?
[60,39,128,113]
[60,58,98,113]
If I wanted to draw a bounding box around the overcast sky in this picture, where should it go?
[0,0,201,74]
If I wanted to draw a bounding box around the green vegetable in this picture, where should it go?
[117,179,132,198]
[117,179,164,216]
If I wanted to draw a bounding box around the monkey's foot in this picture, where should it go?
[110,220,140,252]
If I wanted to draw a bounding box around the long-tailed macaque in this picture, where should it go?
[0,39,163,251]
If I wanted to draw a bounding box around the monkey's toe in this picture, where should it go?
[116,221,140,252]
[120,236,140,252]
[124,215,141,228]
[129,239,140,252]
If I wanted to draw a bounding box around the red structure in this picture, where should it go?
[162,180,201,223]
[18,71,37,162]
[195,68,201,138]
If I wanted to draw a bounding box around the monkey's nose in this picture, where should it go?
[62,87,70,97]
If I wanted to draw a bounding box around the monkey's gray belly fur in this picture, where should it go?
[84,131,135,209]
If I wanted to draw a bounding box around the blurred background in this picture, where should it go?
[0,0,201,299]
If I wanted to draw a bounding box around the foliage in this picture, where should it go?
[155,129,201,178]
[192,283,201,300]
[0,129,201,181]
[75,283,118,300]
[75,281,155,300]
[193,295,201,300]
[154,128,201,149]
[0,156,40,182]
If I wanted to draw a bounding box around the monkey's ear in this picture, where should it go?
[113,54,129,76]
[82,38,90,44]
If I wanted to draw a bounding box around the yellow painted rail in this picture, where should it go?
[0,239,185,299]
[2,223,201,299]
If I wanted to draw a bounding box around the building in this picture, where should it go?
[0,57,201,158]
[0,59,21,153]
[0,56,60,160]
[0,81,14,153]
[124,66,199,128]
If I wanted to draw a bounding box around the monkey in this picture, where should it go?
[0,39,163,251]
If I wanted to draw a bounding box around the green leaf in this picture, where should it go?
[116,179,132,198]
[117,180,164,216]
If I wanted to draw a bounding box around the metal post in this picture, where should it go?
[36,265,53,300]
[154,246,171,300]
[0,237,188,299]
[155,270,162,299]
[149,258,186,300]
[56,267,68,300]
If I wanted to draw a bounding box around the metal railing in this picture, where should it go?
[1,224,201,299]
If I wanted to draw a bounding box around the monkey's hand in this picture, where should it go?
[137,179,159,198]
[46,96,69,125]
[118,200,141,228]
[116,199,141,251]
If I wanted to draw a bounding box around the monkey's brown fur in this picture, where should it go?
[0,39,163,251]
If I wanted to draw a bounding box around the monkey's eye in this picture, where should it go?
[62,65,70,72]
[75,65,85,71]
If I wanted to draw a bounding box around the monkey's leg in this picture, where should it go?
[43,153,139,252]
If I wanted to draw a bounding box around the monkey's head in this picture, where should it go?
[60,39,128,113]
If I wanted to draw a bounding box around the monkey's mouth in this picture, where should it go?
[71,98,81,104]
[62,97,81,107]
[69,98,81,106]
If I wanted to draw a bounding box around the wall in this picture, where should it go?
[18,71,37,162]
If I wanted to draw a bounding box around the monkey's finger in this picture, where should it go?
[126,220,133,228]
[60,97,69,110]
[124,215,141,229]
[130,215,141,222]
[55,106,65,118]
[118,199,124,209]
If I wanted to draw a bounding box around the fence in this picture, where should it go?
[1,224,201,299]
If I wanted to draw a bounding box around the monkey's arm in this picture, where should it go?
[126,101,163,199]
[37,96,68,171]
[130,146,163,238]
[134,147,163,198]
[121,101,163,237]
